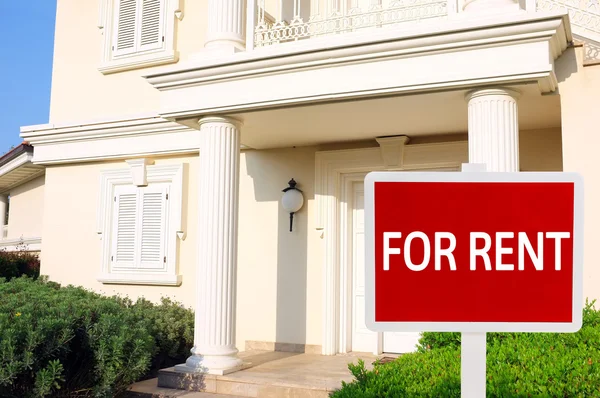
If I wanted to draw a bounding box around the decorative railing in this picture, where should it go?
[254,0,449,48]
[537,0,600,62]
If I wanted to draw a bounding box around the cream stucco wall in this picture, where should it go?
[40,155,199,309]
[38,131,563,353]
[7,175,45,240]
[49,0,208,124]
[556,46,600,304]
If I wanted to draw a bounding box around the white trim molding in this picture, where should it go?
[0,151,45,193]
[97,162,184,286]
[20,116,199,165]
[0,237,42,252]
[314,140,468,355]
[145,12,570,120]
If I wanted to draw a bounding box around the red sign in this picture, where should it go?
[365,172,583,333]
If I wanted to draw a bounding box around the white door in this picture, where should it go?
[351,183,421,354]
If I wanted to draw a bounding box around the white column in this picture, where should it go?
[466,88,520,172]
[0,196,7,239]
[179,116,243,375]
[462,0,520,13]
[205,0,246,52]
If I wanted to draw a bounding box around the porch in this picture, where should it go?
[127,350,381,397]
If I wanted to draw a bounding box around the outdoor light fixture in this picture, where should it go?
[281,178,304,232]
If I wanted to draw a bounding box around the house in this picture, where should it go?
[15,0,600,380]
[0,143,44,253]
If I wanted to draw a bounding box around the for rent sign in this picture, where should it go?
[364,172,584,333]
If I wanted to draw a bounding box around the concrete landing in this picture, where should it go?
[126,350,381,398]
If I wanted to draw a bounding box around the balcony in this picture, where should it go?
[251,0,451,48]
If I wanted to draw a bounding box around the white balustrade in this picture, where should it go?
[253,0,449,47]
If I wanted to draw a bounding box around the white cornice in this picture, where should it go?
[146,12,571,90]
[20,116,188,145]
[19,116,201,165]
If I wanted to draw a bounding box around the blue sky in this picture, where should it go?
[0,1,56,153]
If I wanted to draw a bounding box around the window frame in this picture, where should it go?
[97,163,184,286]
[97,0,182,74]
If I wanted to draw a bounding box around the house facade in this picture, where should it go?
[16,0,600,376]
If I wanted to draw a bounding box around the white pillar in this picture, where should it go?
[0,196,7,239]
[462,0,520,13]
[205,0,246,52]
[466,88,520,172]
[179,116,243,375]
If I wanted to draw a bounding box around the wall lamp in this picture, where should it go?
[281,178,304,232]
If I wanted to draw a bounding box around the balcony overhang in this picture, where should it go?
[145,11,571,122]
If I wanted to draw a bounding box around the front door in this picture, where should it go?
[351,182,421,353]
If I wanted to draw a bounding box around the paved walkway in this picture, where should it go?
[127,350,383,398]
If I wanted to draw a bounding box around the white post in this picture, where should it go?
[460,163,487,397]
[462,86,519,395]
[204,0,246,52]
[461,332,487,397]
[177,116,243,375]
[466,88,520,172]
[0,195,7,239]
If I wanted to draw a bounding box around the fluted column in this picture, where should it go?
[466,88,520,172]
[205,0,246,51]
[463,0,519,13]
[179,116,243,375]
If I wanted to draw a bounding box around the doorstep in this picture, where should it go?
[126,350,380,398]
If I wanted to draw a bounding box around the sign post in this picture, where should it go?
[461,163,487,398]
[364,168,583,396]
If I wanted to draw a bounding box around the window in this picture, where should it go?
[98,0,181,74]
[98,162,183,285]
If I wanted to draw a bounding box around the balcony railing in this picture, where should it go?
[251,0,450,48]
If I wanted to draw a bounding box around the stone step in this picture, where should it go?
[156,367,331,398]
[124,378,246,398]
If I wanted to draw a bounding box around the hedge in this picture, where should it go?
[0,244,40,280]
[333,301,600,397]
[0,277,194,397]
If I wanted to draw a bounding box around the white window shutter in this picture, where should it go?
[138,0,166,52]
[113,0,138,57]
[138,185,168,270]
[111,185,139,270]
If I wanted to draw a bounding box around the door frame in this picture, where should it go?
[315,139,467,355]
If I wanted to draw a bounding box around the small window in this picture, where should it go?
[97,163,183,285]
[111,184,169,271]
[98,0,180,74]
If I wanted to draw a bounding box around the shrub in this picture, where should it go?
[0,277,194,397]
[0,239,40,280]
[332,301,600,397]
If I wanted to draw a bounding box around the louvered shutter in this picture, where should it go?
[138,0,165,52]
[112,0,138,57]
[138,185,168,270]
[111,185,139,270]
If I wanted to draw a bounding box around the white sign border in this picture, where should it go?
[364,171,584,333]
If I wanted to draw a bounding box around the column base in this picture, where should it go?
[189,45,244,62]
[175,354,244,375]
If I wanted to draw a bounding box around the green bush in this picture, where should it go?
[0,242,40,280]
[332,301,600,397]
[0,277,194,397]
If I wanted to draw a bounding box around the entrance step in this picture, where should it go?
[128,350,379,398]
[125,378,245,397]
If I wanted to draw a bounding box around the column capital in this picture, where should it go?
[465,87,521,102]
[198,116,243,130]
